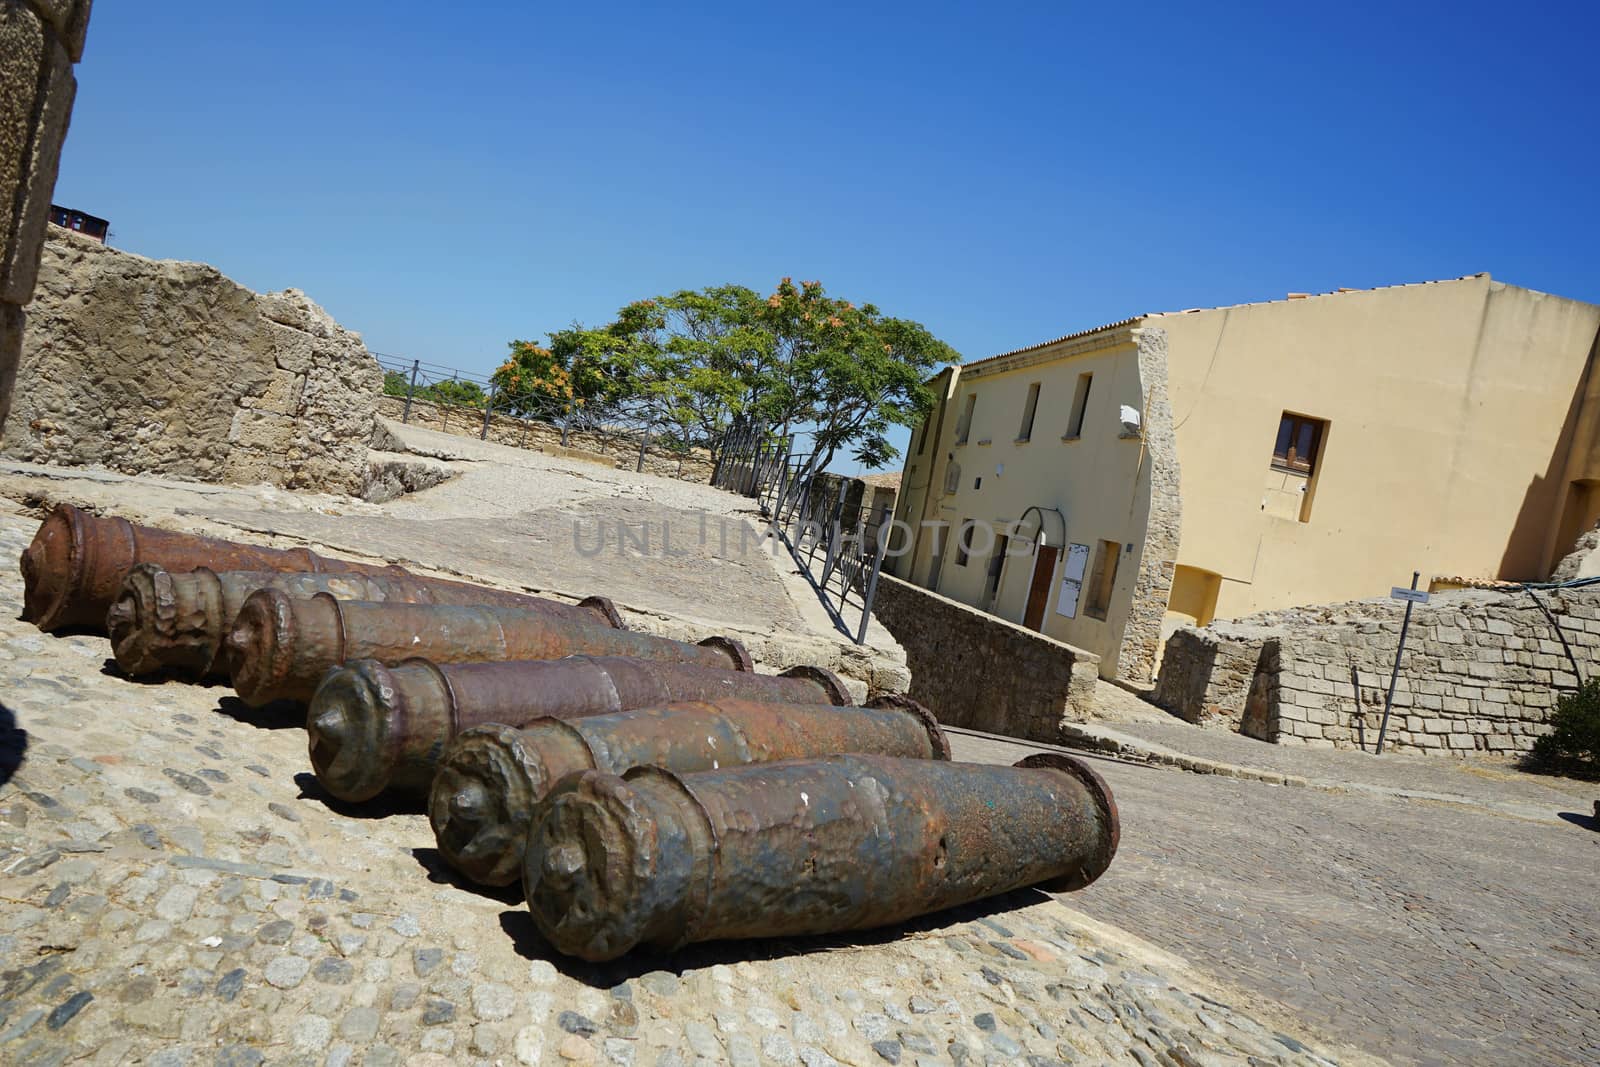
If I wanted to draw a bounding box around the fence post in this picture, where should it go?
[402,359,419,424]
[636,432,649,473]
[481,388,494,441]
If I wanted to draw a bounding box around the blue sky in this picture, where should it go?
[53,1,1600,474]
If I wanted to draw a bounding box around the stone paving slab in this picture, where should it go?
[0,512,1372,1067]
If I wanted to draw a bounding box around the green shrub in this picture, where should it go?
[1523,677,1600,780]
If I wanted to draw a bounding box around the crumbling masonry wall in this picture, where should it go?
[5,228,381,495]
[871,573,1100,741]
[377,396,715,483]
[0,0,91,437]
[1156,587,1600,755]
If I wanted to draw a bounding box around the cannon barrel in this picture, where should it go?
[307,656,852,803]
[20,503,405,633]
[430,694,947,887]
[523,752,1119,961]
[107,565,622,682]
[228,592,750,706]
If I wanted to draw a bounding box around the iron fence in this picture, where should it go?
[713,423,889,645]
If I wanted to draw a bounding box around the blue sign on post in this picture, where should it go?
[1390,587,1431,605]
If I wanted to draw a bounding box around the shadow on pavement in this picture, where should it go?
[215,695,304,730]
[411,846,524,906]
[1557,810,1598,833]
[496,884,1053,986]
[293,771,421,820]
[0,702,26,786]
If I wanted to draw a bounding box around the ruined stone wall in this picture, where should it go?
[1151,622,1275,724]
[3,228,380,495]
[376,396,715,483]
[871,572,1100,742]
[0,0,91,436]
[1156,586,1600,756]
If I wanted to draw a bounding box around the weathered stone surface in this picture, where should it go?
[0,301,20,433]
[1,1,76,306]
[377,395,715,484]
[1154,583,1600,756]
[872,572,1098,740]
[27,0,93,61]
[3,229,381,494]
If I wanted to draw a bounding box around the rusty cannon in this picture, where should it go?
[228,591,751,706]
[522,752,1119,961]
[107,564,622,681]
[308,656,852,803]
[20,502,405,633]
[430,695,948,887]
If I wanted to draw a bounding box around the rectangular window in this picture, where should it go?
[955,394,977,444]
[1085,539,1120,620]
[955,517,973,567]
[1065,373,1093,438]
[1017,383,1041,442]
[1272,413,1325,474]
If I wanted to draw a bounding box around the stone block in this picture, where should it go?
[266,319,317,375]
[1,3,76,304]
[1446,733,1475,750]
[254,369,306,417]
[1422,718,1450,734]
[24,0,90,60]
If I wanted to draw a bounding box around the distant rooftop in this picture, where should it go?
[963,274,1500,371]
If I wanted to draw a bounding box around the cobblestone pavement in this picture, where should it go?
[0,510,1371,1067]
[948,729,1600,1067]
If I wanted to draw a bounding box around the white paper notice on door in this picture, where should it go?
[1056,542,1090,618]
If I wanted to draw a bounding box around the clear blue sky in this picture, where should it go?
[53,1,1600,474]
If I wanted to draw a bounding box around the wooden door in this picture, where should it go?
[1023,545,1059,631]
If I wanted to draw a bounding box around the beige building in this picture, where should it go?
[889,275,1600,681]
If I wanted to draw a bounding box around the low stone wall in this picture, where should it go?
[3,229,379,495]
[1156,586,1599,756]
[377,396,714,483]
[1152,622,1275,724]
[871,573,1099,742]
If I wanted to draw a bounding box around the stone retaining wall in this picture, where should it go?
[1155,586,1599,755]
[871,572,1099,742]
[377,396,714,483]
[5,229,379,496]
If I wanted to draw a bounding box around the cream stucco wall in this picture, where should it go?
[891,274,1600,683]
[898,329,1156,675]
[1158,277,1600,622]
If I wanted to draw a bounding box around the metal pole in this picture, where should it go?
[402,359,419,424]
[855,515,891,643]
[636,432,649,473]
[481,388,494,440]
[1374,570,1419,756]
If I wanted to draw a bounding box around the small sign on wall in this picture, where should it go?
[1056,542,1090,618]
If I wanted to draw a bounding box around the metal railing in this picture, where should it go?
[713,423,889,645]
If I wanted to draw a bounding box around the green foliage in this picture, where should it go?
[382,369,486,408]
[491,335,633,420]
[501,279,957,464]
[1522,676,1600,779]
